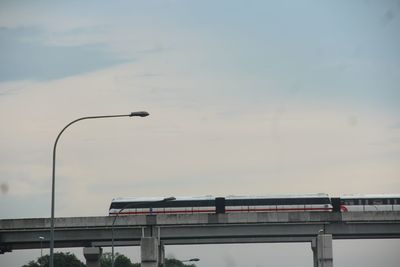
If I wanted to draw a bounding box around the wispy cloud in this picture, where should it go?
[0,27,127,81]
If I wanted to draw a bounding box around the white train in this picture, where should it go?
[335,194,400,212]
[109,193,400,216]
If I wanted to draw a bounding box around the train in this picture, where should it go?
[109,193,400,216]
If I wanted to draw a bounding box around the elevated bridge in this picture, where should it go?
[1,211,400,267]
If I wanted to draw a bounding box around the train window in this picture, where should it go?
[345,200,355,205]
[372,199,383,205]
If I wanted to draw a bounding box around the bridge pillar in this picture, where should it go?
[83,247,102,267]
[311,233,333,267]
[141,237,160,267]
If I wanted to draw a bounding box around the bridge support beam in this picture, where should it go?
[311,234,333,267]
[83,247,102,267]
[141,237,163,267]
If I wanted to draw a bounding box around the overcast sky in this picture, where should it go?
[1,1,399,266]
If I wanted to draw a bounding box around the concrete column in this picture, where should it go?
[311,234,333,267]
[83,247,102,267]
[141,237,159,267]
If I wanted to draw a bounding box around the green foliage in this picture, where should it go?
[22,251,197,267]
[99,253,196,267]
[22,252,85,267]
[100,252,139,267]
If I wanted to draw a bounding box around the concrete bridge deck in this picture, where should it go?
[1,211,400,252]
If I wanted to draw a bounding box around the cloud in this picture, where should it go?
[0,27,127,81]
[1,62,399,212]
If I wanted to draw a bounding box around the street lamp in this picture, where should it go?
[38,236,44,258]
[49,111,149,267]
[111,197,176,267]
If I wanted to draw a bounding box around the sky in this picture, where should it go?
[0,0,399,266]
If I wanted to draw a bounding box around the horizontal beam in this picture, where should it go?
[2,211,400,230]
[1,212,400,253]
[2,222,399,250]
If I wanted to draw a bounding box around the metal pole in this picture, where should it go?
[111,197,175,267]
[39,236,44,258]
[111,202,137,267]
[49,112,149,267]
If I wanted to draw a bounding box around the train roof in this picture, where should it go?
[340,194,400,199]
[226,193,329,199]
[111,194,400,203]
[111,196,215,203]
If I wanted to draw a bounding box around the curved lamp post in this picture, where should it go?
[111,197,176,267]
[50,111,149,267]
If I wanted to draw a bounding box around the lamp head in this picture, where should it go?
[162,197,176,202]
[130,111,149,117]
[182,258,200,262]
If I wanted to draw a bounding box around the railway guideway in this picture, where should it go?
[1,211,400,267]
